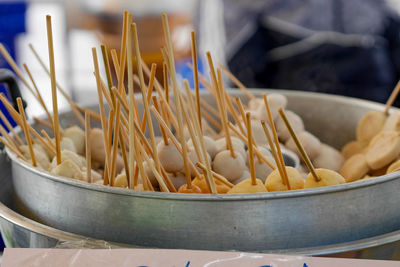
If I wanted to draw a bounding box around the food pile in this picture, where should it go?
[1,11,398,194]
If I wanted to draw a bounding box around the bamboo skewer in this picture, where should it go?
[0,109,24,146]
[85,112,92,183]
[0,124,21,153]
[246,112,257,185]
[92,48,111,185]
[161,13,196,190]
[17,98,36,167]
[23,64,53,126]
[33,117,54,131]
[190,31,202,130]
[119,131,130,186]
[100,45,115,107]
[40,130,57,155]
[227,122,275,169]
[278,108,320,182]
[46,15,61,165]
[0,136,27,161]
[110,106,122,186]
[218,63,255,100]
[152,97,169,146]
[183,80,215,191]
[263,94,290,189]
[261,120,285,183]
[195,162,234,188]
[140,63,157,133]
[385,79,400,115]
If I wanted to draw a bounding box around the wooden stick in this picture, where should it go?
[46,15,61,165]
[0,109,24,146]
[278,108,320,182]
[0,136,27,161]
[28,43,86,127]
[33,117,53,131]
[218,63,255,100]
[99,78,114,110]
[161,14,195,189]
[40,130,57,155]
[118,131,130,186]
[151,106,204,180]
[227,121,275,170]
[191,31,202,130]
[263,94,290,188]
[163,63,169,105]
[17,98,36,167]
[183,80,215,191]
[140,63,157,133]
[195,162,234,188]
[23,64,53,126]
[261,120,285,183]
[0,124,22,154]
[92,47,111,184]
[385,79,400,115]
[246,112,257,185]
[152,97,169,145]
[85,112,92,183]
[100,45,115,108]
[207,53,235,157]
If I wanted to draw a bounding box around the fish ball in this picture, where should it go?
[248,98,263,110]
[304,168,345,188]
[168,172,187,190]
[114,173,128,188]
[212,150,246,181]
[382,113,400,132]
[157,141,184,173]
[247,147,274,182]
[188,150,211,177]
[256,94,287,122]
[387,159,400,174]
[275,110,304,142]
[192,175,230,194]
[285,131,321,160]
[50,149,86,170]
[265,166,305,191]
[313,144,344,172]
[188,136,218,159]
[60,137,77,153]
[215,137,246,159]
[341,141,367,159]
[20,145,50,170]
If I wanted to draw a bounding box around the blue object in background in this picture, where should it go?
[176,57,205,89]
[0,1,27,251]
[0,1,27,131]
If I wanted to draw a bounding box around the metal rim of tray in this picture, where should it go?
[5,89,398,201]
[1,196,400,255]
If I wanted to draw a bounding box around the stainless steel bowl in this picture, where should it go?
[6,89,400,252]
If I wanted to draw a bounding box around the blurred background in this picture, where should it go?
[2,0,400,118]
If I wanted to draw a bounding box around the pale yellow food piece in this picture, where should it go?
[265,167,305,191]
[114,173,128,188]
[227,178,268,194]
[387,159,400,174]
[340,153,370,182]
[192,175,230,194]
[20,145,50,170]
[365,131,400,170]
[63,126,85,155]
[50,149,86,170]
[89,128,106,164]
[304,168,345,188]
[212,150,245,182]
[382,113,400,132]
[134,184,144,191]
[341,141,366,159]
[50,159,83,180]
[356,111,386,143]
[60,137,77,153]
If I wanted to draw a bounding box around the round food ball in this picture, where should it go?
[227,178,268,194]
[89,128,106,165]
[248,98,263,110]
[246,147,274,182]
[143,159,157,187]
[212,150,246,181]
[233,169,250,185]
[275,110,304,142]
[215,137,246,159]
[256,94,287,122]
[63,126,85,155]
[365,131,400,170]
[265,166,305,191]
[313,144,344,172]
[356,111,386,143]
[188,135,218,159]
[60,137,77,153]
[387,159,400,174]
[382,112,400,132]
[191,175,230,194]
[114,173,128,188]
[157,141,184,173]
[285,131,321,160]
[50,149,86,170]
[304,168,345,188]
[168,172,187,190]
[188,150,211,177]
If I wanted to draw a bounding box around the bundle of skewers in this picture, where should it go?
[1,11,398,195]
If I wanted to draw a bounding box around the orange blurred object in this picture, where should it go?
[177,184,202,194]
